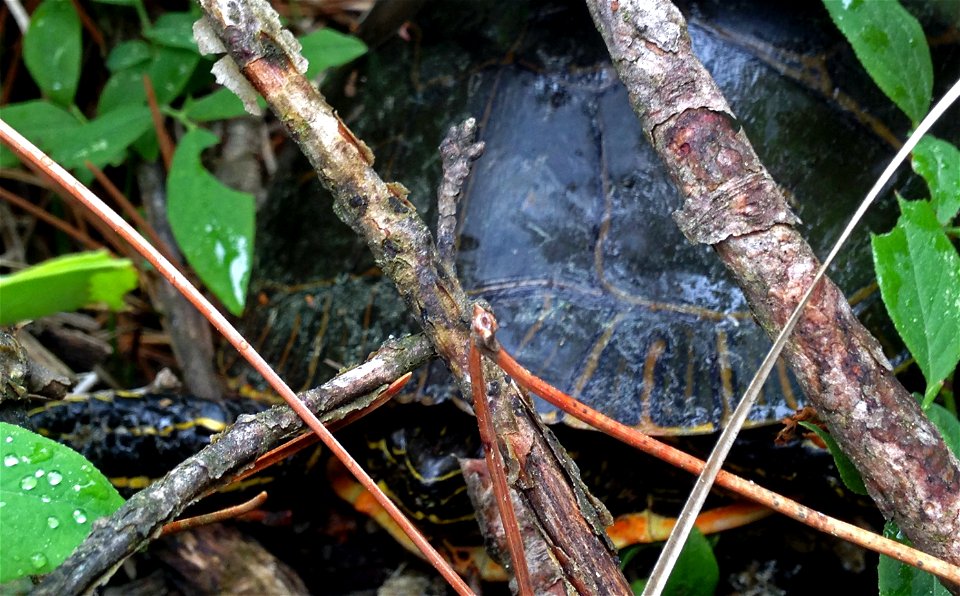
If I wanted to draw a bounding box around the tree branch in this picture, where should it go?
[34,334,433,594]
[586,0,960,582]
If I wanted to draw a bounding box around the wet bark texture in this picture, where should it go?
[194,1,630,593]
[587,0,960,580]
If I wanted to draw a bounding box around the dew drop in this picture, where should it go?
[40,495,51,503]
[72,509,88,524]
[35,469,45,478]
[3,454,18,467]
[47,516,60,529]
[4,435,12,443]
[47,471,63,486]
[20,476,38,491]
[30,552,48,569]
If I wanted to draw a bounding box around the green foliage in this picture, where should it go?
[872,199,960,406]
[0,251,138,325]
[167,129,255,315]
[798,422,868,495]
[822,0,932,125]
[877,521,951,596]
[300,29,369,79]
[912,136,960,225]
[0,101,80,168]
[7,2,367,316]
[630,529,719,596]
[23,0,81,106]
[0,422,124,583]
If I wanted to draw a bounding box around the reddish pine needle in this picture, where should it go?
[469,306,533,596]
[160,491,269,536]
[477,311,960,585]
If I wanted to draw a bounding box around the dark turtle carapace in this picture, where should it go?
[236,0,910,437]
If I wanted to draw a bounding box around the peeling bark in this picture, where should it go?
[587,0,960,582]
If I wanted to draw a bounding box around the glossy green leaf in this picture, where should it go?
[926,404,959,459]
[0,251,138,325]
[823,0,932,125]
[0,100,80,168]
[872,199,960,396]
[23,0,81,106]
[912,136,960,225]
[49,105,153,170]
[97,66,147,114]
[106,40,152,72]
[182,88,248,122]
[300,28,368,79]
[144,12,199,51]
[167,129,254,315]
[147,46,201,105]
[99,46,201,114]
[0,422,125,582]
[631,529,719,596]
[799,422,868,495]
[92,0,140,5]
[878,521,950,596]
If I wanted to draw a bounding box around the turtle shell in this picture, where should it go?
[236,0,908,435]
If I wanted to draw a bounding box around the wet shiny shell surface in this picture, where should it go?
[238,0,905,434]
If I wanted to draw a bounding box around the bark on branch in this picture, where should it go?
[188,1,631,592]
[586,0,960,581]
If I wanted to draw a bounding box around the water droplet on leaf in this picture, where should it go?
[73,509,88,524]
[20,476,38,491]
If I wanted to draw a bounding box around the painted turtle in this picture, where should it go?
[237,0,905,436]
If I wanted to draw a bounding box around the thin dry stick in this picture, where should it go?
[645,77,960,595]
[469,308,533,596]
[160,491,269,536]
[143,75,175,171]
[469,307,960,586]
[0,187,102,250]
[0,119,474,596]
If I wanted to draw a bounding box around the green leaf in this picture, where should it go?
[97,66,147,114]
[878,521,950,596]
[147,46,201,105]
[300,28,368,79]
[798,422,868,495]
[822,0,933,125]
[926,404,959,459]
[872,199,960,397]
[23,0,82,106]
[106,40,152,72]
[167,129,254,315]
[912,136,960,225]
[0,100,80,168]
[0,251,138,325]
[182,88,266,122]
[631,529,719,596]
[0,422,124,582]
[92,0,140,4]
[144,12,199,51]
[99,46,201,114]
[49,105,153,170]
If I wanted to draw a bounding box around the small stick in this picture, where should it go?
[469,306,533,595]
[228,373,412,486]
[0,187,102,250]
[436,118,484,271]
[160,491,269,536]
[144,75,175,171]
